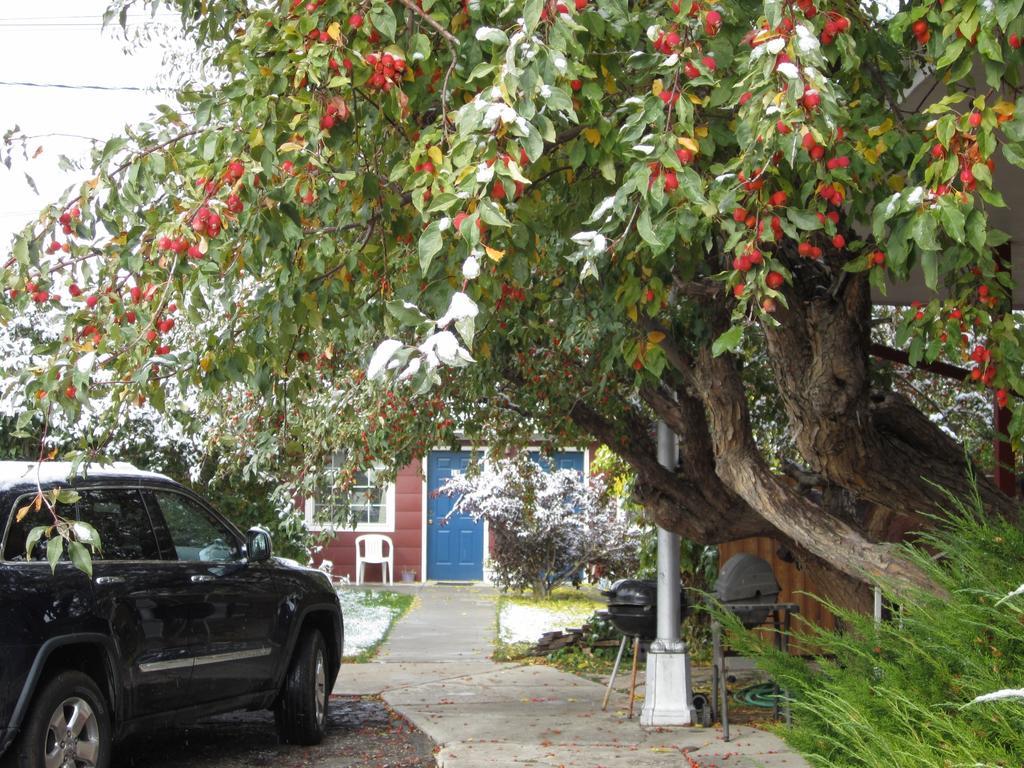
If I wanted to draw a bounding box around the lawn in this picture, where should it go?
[493,587,604,661]
[337,588,415,662]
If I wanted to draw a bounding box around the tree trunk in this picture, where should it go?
[527,271,1015,612]
[761,272,1018,528]
[532,578,548,599]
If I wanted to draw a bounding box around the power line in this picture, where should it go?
[0,14,178,20]
[0,80,170,93]
[0,22,176,28]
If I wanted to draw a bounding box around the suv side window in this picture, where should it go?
[2,496,75,561]
[152,491,241,562]
[1,488,159,561]
[78,489,161,561]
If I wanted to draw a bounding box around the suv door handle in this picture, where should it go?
[191,574,215,583]
[94,576,125,585]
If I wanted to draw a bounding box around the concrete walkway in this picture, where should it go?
[336,584,809,768]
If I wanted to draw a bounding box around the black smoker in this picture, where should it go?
[714,552,782,628]
[599,578,690,718]
[712,553,797,742]
[602,578,688,640]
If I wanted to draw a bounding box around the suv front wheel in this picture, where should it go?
[13,670,111,768]
[274,629,328,745]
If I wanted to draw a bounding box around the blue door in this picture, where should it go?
[529,450,585,475]
[427,451,484,581]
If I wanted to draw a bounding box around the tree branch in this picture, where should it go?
[394,0,458,46]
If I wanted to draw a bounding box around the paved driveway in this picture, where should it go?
[113,697,434,768]
[338,584,810,768]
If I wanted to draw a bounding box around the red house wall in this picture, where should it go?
[313,459,424,583]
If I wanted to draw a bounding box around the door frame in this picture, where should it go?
[419,447,589,583]
[422,449,488,581]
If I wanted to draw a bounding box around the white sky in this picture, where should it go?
[0,1,184,249]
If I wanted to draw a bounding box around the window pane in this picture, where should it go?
[2,496,74,561]
[2,489,159,562]
[314,467,386,527]
[153,491,240,562]
[79,489,161,561]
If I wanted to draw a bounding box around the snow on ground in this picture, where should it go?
[499,601,600,645]
[337,589,403,657]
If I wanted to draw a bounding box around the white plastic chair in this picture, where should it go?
[355,534,394,585]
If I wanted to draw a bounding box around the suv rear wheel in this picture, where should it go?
[274,629,328,745]
[13,670,111,768]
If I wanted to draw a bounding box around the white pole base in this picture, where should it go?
[640,647,697,726]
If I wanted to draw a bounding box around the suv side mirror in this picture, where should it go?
[246,528,272,562]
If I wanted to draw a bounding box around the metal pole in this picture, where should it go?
[655,420,683,646]
[641,419,696,726]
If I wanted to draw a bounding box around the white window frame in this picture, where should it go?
[304,468,396,534]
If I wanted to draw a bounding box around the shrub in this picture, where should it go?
[723,489,1024,767]
[439,454,639,597]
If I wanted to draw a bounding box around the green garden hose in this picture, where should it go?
[733,682,781,708]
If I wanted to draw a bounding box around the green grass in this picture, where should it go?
[502,585,606,609]
[492,586,604,664]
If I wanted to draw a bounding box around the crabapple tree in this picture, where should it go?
[3,0,1024,602]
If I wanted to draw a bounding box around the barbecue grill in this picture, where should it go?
[601,578,687,640]
[711,553,798,742]
[714,553,781,628]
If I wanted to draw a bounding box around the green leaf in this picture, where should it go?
[466,62,495,82]
[74,522,102,554]
[418,221,443,273]
[908,335,924,366]
[475,26,508,45]
[966,210,987,253]
[986,228,1012,247]
[977,186,1006,207]
[68,540,93,578]
[12,235,28,264]
[1002,143,1024,170]
[971,162,992,187]
[478,200,510,227]
[387,300,430,326]
[637,209,663,248]
[787,209,823,231]
[935,37,966,69]
[523,122,544,162]
[935,115,955,147]
[544,87,576,118]
[937,199,966,243]
[524,0,544,31]
[996,0,1024,29]
[25,525,47,559]
[54,489,81,505]
[976,28,1003,63]
[455,315,475,347]
[201,133,219,162]
[921,250,939,291]
[912,213,940,251]
[712,325,743,357]
[764,0,783,28]
[46,535,63,573]
[369,2,397,40]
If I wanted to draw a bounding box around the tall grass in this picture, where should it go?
[722,490,1024,767]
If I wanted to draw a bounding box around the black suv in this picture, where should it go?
[0,461,343,768]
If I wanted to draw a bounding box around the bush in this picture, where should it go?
[724,490,1024,767]
[439,454,640,597]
